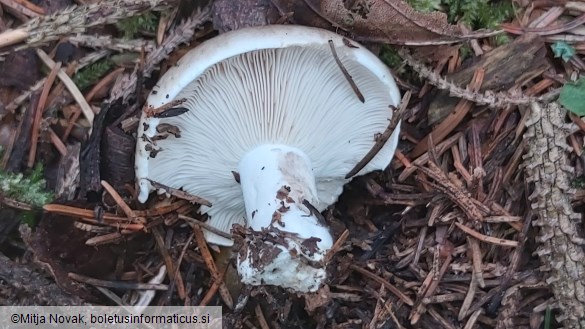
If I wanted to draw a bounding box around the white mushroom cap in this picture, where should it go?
[135,25,401,248]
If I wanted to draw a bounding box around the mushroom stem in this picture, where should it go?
[237,144,333,292]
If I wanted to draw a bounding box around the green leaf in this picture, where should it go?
[559,78,585,116]
[551,41,576,62]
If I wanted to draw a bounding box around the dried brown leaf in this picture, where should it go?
[272,0,465,44]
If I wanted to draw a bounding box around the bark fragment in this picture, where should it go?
[522,101,585,328]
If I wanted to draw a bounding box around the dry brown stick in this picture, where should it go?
[85,232,125,246]
[48,128,67,156]
[502,13,585,35]
[467,214,532,317]
[525,78,555,97]
[410,253,452,325]
[0,0,178,48]
[394,150,411,168]
[410,68,484,158]
[398,48,558,108]
[27,61,61,167]
[178,214,232,239]
[452,145,472,184]
[16,0,44,14]
[482,216,522,223]
[0,196,34,211]
[101,180,145,224]
[570,134,582,156]
[369,286,385,329]
[42,62,77,111]
[174,232,194,295]
[48,208,144,231]
[143,98,187,117]
[379,298,406,329]
[152,226,186,300]
[328,40,364,103]
[68,272,167,290]
[454,222,518,247]
[468,237,485,288]
[68,34,155,53]
[423,293,466,304]
[0,92,39,169]
[36,49,95,124]
[193,226,234,309]
[4,50,108,117]
[397,133,462,181]
[62,67,125,141]
[427,308,458,329]
[0,0,44,17]
[346,91,410,179]
[349,264,414,306]
[199,262,230,308]
[416,161,485,221]
[502,139,526,185]
[255,305,271,329]
[323,229,349,263]
[148,179,211,206]
[43,204,128,221]
[463,309,483,329]
[135,200,188,217]
[458,270,478,321]
[409,268,433,321]
[86,67,126,102]
[199,281,220,307]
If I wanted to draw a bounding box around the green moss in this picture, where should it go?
[571,175,585,189]
[379,45,403,72]
[116,12,158,39]
[442,0,514,29]
[0,164,53,207]
[406,0,441,12]
[407,0,514,43]
[72,59,115,91]
[459,45,472,60]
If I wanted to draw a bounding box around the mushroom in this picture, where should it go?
[135,25,401,292]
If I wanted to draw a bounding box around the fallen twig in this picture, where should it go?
[349,264,414,306]
[68,272,167,290]
[0,0,178,49]
[328,39,365,103]
[346,91,410,179]
[454,222,518,247]
[398,49,560,108]
[193,226,234,309]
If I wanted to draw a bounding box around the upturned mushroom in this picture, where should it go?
[135,25,401,292]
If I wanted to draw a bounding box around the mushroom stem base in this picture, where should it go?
[236,227,328,293]
[236,144,333,292]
